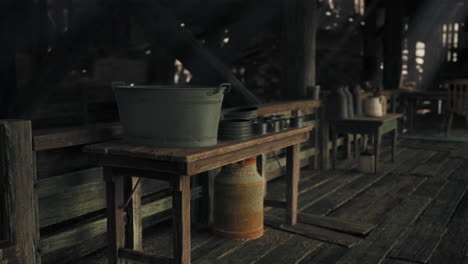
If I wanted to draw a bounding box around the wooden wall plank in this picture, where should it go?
[36,166,169,199]
[38,180,106,228]
[39,186,203,257]
[33,122,123,151]
[35,147,91,179]
[35,167,103,198]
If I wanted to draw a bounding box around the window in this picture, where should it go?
[354,0,365,16]
[442,23,460,63]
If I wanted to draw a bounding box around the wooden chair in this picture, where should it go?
[445,79,468,135]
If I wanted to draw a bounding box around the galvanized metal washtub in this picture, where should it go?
[113,83,230,148]
[214,157,264,240]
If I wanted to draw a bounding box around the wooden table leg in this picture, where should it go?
[354,134,358,160]
[363,134,368,152]
[286,144,300,225]
[198,170,216,226]
[125,177,142,253]
[257,154,267,197]
[104,168,126,264]
[173,176,191,264]
[346,134,352,160]
[392,129,397,163]
[374,130,381,174]
[409,98,415,132]
[331,125,337,169]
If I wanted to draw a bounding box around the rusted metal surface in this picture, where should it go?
[214,157,264,240]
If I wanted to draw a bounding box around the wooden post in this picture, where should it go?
[0,7,17,118]
[282,0,318,100]
[383,0,404,90]
[361,0,381,88]
[0,120,40,264]
[286,144,300,225]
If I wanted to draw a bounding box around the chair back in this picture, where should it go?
[446,79,468,116]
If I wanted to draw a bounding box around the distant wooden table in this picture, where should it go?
[330,114,403,173]
[84,127,311,264]
[400,91,446,132]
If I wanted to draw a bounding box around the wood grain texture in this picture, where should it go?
[298,213,376,236]
[389,224,447,263]
[84,127,312,163]
[33,122,123,151]
[253,235,322,264]
[188,132,309,175]
[38,179,106,227]
[119,248,173,264]
[336,195,432,264]
[214,228,293,264]
[35,147,91,179]
[265,216,361,248]
[0,120,40,264]
[35,167,103,198]
[298,244,348,264]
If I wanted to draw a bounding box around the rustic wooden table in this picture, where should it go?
[330,114,403,174]
[84,127,311,264]
[400,91,446,132]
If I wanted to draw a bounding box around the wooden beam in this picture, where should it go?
[0,120,40,263]
[0,5,17,118]
[281,0,318,99]
[383,0,404,90]
[361,0,381,87]
[131,0,260,106]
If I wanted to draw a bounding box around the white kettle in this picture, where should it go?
[364,96,383,117]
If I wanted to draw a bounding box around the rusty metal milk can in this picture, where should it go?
[214,157,264,240]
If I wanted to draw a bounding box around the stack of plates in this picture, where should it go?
[218,119,253,141]
[223,106,258,120]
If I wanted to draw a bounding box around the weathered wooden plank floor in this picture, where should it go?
[79,138,468,264]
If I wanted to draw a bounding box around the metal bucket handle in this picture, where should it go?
[219,83,232,94]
